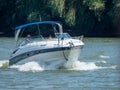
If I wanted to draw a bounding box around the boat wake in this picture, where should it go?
[0,59,116,72]
[0,60,9,69]
[10,61,44,72]
[99,55,110,59]
[64,60,116,70]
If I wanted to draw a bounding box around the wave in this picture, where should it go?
[99,55,110,59]
[10,61,44,72]
[0,59,116,72]
[96,60,107,64]
[64,60,116,70]
[0,60,9,69]
[10,60,117,72]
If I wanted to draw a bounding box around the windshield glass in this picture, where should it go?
[55,33,71,39]
[17,35,44,46]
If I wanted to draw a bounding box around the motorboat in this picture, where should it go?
[9,21,84,66]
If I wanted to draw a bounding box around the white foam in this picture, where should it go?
[10,61,43,72]
[64,60,116,70]
[0,59,116,72]
[99,55,110,59]
[0,60,9,68]
[64,60,99,70]
[64,47,105,70]
[96,60,107,64]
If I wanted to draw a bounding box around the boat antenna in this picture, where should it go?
[39,14,42,21]
[52,24,58,33]
[37,24,41,35]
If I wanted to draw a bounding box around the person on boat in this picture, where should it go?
[49,35,52,39]
[26,34,31,43]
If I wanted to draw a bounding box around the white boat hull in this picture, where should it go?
[9,46,83,66]
[9,47,70,65]
[18,50,68,66]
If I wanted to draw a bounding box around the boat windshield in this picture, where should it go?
[55,33,71,39]
[18,35,44,46]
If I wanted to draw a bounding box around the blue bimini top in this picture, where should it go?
[15,21,61,30]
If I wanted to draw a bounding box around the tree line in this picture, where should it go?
[0,0,120,37]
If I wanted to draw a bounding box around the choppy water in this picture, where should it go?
[0,37,120,90]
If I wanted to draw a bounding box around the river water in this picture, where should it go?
[0,37,120,90]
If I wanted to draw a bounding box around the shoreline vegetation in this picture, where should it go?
[0,0,120,37]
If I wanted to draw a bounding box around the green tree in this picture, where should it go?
[0,0,119,37]
[83,0,105,21]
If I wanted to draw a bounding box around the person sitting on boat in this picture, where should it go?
[49,35,52,39]
[26,34,31,43]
